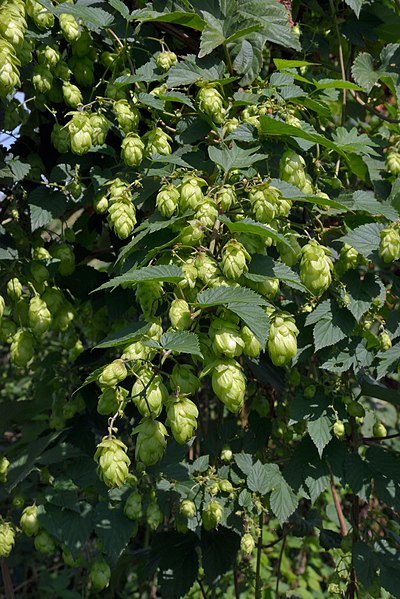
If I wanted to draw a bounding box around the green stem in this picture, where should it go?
[223,42,234,76]
[255,513,263,599]
[275,534,287,599]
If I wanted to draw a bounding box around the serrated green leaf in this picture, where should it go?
[340,223,386,259]
[158,331,202,357]
[313,79,363,91]
[227,302,269,347]
[270,179,349,210]
[38,0,113,31]
[311,300,355,352]
[274,59,318,70]
[342,271,385,321]
[270,478,298,524]
[28,188,67,231]
[208,142,267,172]
[198,12,225,58]
[344,0,367,18]
[376,344,400,380]
[238,0,301,52]
[235,453,254,475]
[353,541,377,588]
[94,265,183,292]
[332,127,379,157]
[220,216,292,249]
[247,460,272,494]
[196,285,268,307]
[95,321,151,349]
[351,190,399,220]
[138,92,164,110]
[94,503,135,562]
[307,413,332,457]
[166,54,225,87]
[351,52,382,94]
[134,9,205,30]
[108,0,129,19]
[246,254,306,292]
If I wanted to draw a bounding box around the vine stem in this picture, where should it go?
[274,534,287,599]
[0,558,15,599]
[255,513,263,599]
[223,43,234,76]
[329,468,348,536]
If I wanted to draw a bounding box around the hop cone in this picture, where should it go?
[221,240,250,280]
[212,359,246,413]
[379,228,400,263]
[0,522,15,557]
[133,418,167,466]
[166,395,199,444]
[300,240,333,295]
[267,312,299,366]
[94,437,131,488]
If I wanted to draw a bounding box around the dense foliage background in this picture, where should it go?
[1,0,400,597]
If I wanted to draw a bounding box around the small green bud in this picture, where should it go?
[34,530,55,554]
[202,500,223,530]
[20,505,40,536]
[180,499,196,519]
[156,51,178,71]
[373,422,387,438]
[89,558,111,590]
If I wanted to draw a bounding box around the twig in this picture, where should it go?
[274,534,287,599]
[329,470,348,536]
[153,22,199,53]
[197,578,208,599]
[233,567,240,599]
[362,432,400,444]
[0,559,15,599]
[255,514,263,599]
[349,91,400,124]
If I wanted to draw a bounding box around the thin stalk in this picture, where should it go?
[255,513,264,599]
[275,535,287,599]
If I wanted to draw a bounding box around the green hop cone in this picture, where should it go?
[249,185,276,223]
[171,363,200,395]
[133,418,168,466]
[278,234,302,266]
[26,0,54,29]
[177,259,198,290]
[136,281,163,317]
[71,30,92,57]
[215,185,237,211]
[7,277,22,301]
[34,530,55,554]
[169,298,191,330]
[0,319,17,343]
[241,533,255,555]
[114,99,140,133]
[69,55,94,87]
[156,184,180,217]
[179,176,206,211]
[241,325,262,358]
[0,522,15,557]
[94,193,109,214]
[68,113,92,155]
[379,228,400,263]
[42,287,64,314]
[51,124,70,153]
[202,500,223,530]
[52,303,75,332]
[166,394,199,444]
[146,502,163,530]
[121,133,144,166]
[180,499,196,519]
[37,44,60,68]
[28,296,51,335]
[279,150,307,190]
[90,112,109,145]
[256,278,279,299]
[212,359,246,413]
[333,420,345,440]
[97,386,128,416]
[20,505,40,536]
[124,491,142,520]
[373,422,387,438]
[219,479,233,493]
[59,12,80,42]
[0,456,10,482]
[107,200,137,239]
[335,243,360,276]
[210,317,244,358]
[144,127,172,156]
[62,82,82,108]
[156,50,178,71]
[221,240,250,280]
[94,437,131,488]
[98,359,127,388]
[195,199,218,228]
[132,366,167,418]
[0,9,26,48]
[379,331,392,352]
[197,85,225,124]
[10,329,34,367]
[195,253,219,283]
[386,150,400,175]
[300,240,333,295]
[180,220,205,246]
[121,341,151,361]
[267,312,299,367]
[32,64,53,94]
[220,446,233,463]
[50,243,75,275]
[0,294,5,319]
[89,558,111,590]
[54,59,72,81]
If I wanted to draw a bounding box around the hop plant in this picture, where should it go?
[133,418,167,466]
[98,359,128,388]
[59,12,80,42]
[386,150,400,175]
[28,296,51,335]
[34,530,55,554]
[124,491,143,520]
[169,298,191,330]
[197,85,225,124]
[20,505,40,536]
[131,366,167,418]
[107,200,137,239]
[0,522,15,557]
[212,359,246,412]
[300,240,333,295]
[221,240,250,280]
[114,99,140,133]
[267,312,299,366]
[144,127,172,156]
[10,329,34,367]
[171,363,200,395]
[156,184,180,217]
[121,133,145,166]
[89,558,111,590]
[202,500,223,530]
[94,437,131,488]
[249,185,276,223]
[379,228,400,263]
[280,150,307,190]
[156,50,178,71]
[166,394,199,444]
